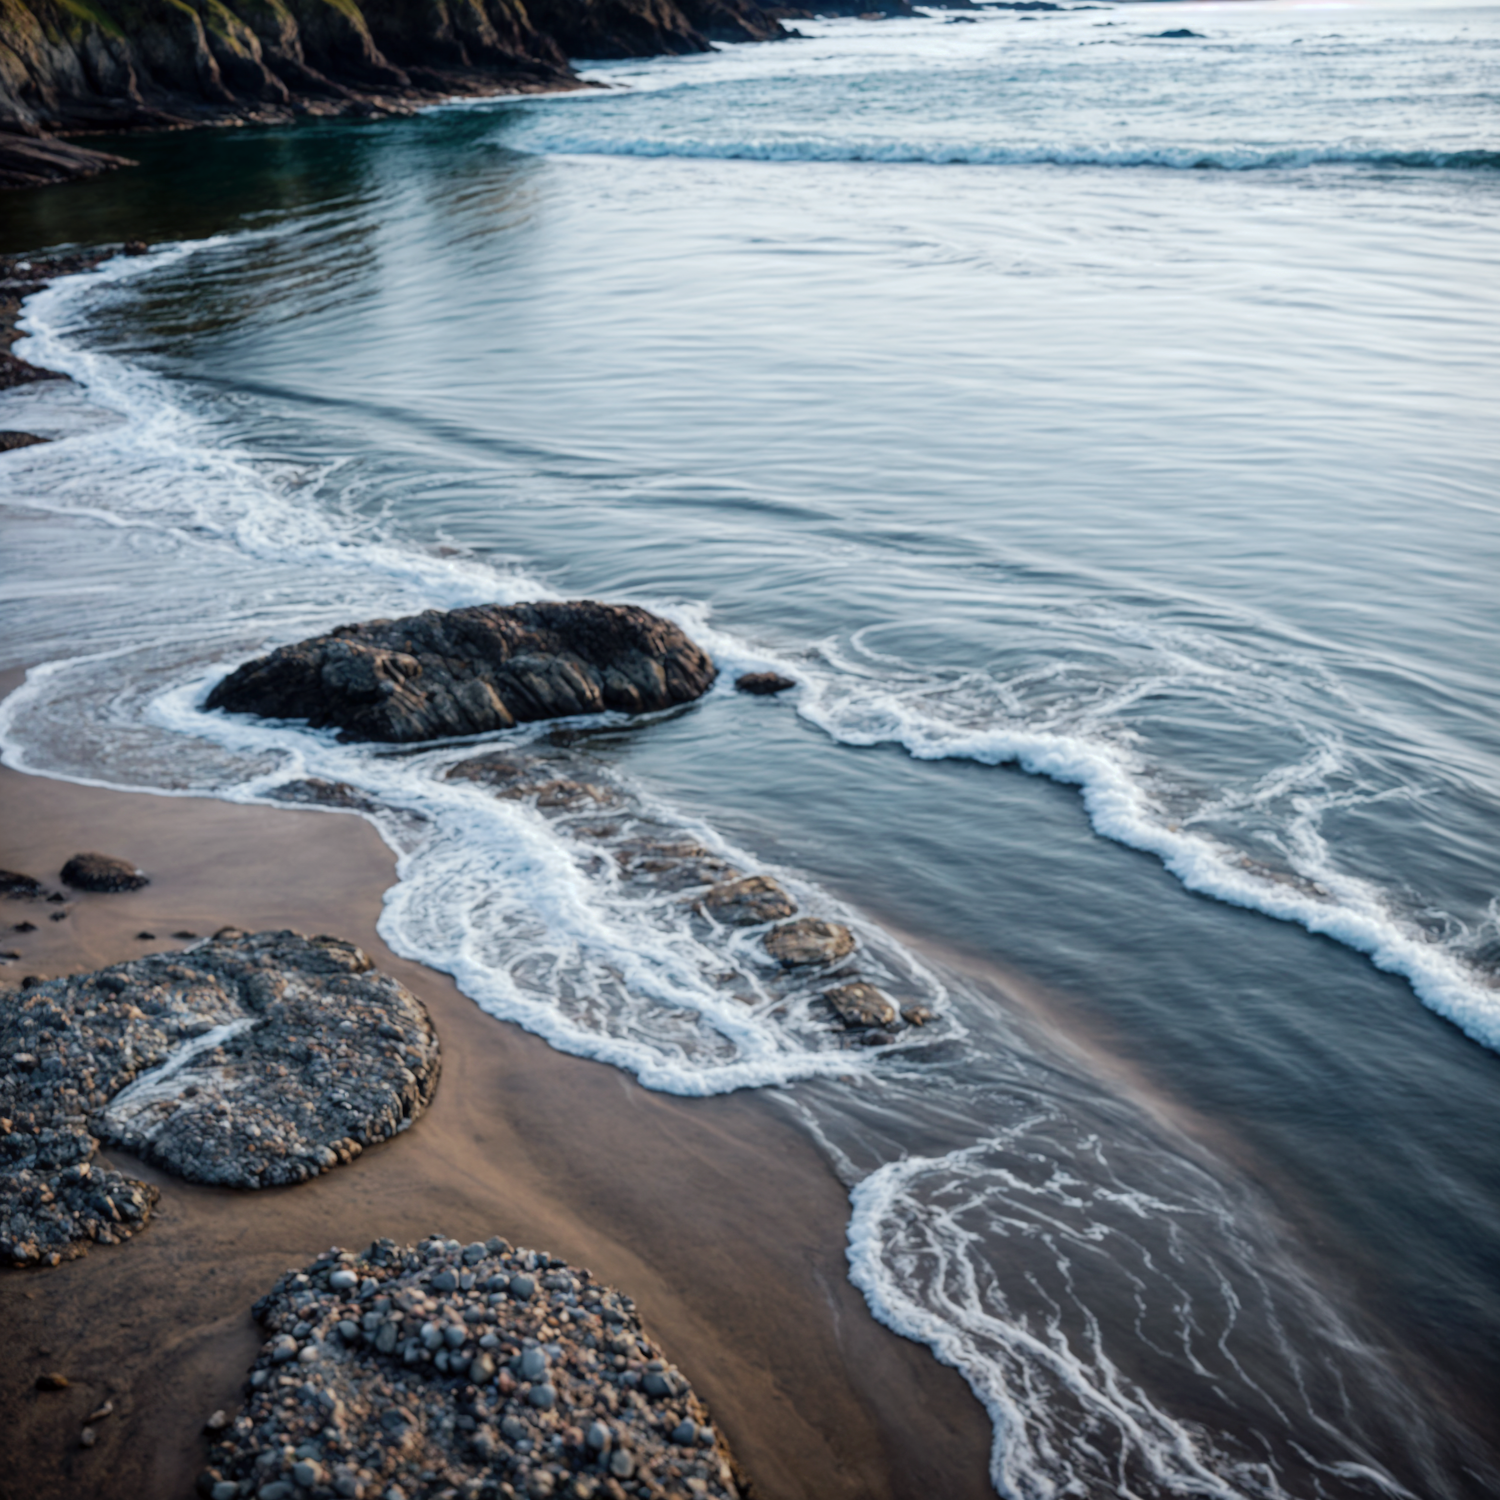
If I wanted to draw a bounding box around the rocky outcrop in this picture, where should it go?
[207,600,718,743]
[201,1236,744,1500]
[0,0,790,171]
[1,929,440,1266]
[0,128,134,186]
[59,850,149,891]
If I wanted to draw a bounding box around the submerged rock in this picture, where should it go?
[823,981,896,1029]
[763,918,855,967]
[263,778,385,814]
[205,1237,744,1500]
[207,601,718,744]
[702,875,798,926]
[0,431,48,451]
[59,852,149,892]
[734,671,797,695]
[0,931,439,1267]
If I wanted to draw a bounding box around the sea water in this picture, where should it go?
[2,1,1498,1493]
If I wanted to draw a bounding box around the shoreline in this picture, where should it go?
[0,698,995,1500]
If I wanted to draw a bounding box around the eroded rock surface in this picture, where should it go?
[823,981,896,1029]
[701,875,797,927]
[207,601,717,744]
[763,918,856,968]
[60,851,149,892]
[201,1235,744,1500]
[1,930,439,1267]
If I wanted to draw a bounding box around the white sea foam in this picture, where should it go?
[791,662,1500,1053]
[514,133,1500,173]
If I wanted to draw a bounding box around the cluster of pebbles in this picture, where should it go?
[443,749,937,1046]
[0,930,440,1266]
[199,1236,744,1500]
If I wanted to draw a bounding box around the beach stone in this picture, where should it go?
[0,869,45,897]
[901,1004,936,1027]
[204,1239,744,1500]
[36,1371,69,1390]
[0,431,49,452]
[702,875,797,926]
[330,1268,359,1290]
[734,672,796,695]
[763,918,855,967]
[509,1274,536,1300]
[59,852,148,892]
[0,931,439,1268]
[823,982,897,1029]
[206,601,718,744]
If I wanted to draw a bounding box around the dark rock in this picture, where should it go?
[900,1003,936,1027]
[60,852,149,892]
[0,951,20,961]
[122,240,149,256]
[13,922,36,932]
[734,671,797,695]
[48,910,67,921]
[1156,28,1204,37]
[0,869,44,898]
[135,931,155,940]
[206,601,717,744]
[264,777,383,813]
[763,918,855,967]
[35,1371,69,1390]
[823,981,896,1028]
[0,431,48,451]
[0,132,134,191]
[0,930,440,1266]
[702,875,797,926]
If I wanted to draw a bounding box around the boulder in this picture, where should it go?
[763,918,855,967]
[702,875,797,926]
[59,852,148,892]
[734,672,796,695]
[207,601,717,743]
[0,431,48,451]
[823,981,896,1029]
[0,869,44,898]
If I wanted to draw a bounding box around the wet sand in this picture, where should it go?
[0,738,994,1500]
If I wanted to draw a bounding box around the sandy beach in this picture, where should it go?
[0,691,994,1500]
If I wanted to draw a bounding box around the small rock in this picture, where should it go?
[901,1004,935,1027]
[608,1449,635,1479]
[135,931,155,939]
[763,918,855,967]
[734,672,796,695]
[212,1484,240,1500]
[123,240,150,256]
[13,921,37,932]
[823,981,896,1029]
[671,1420,698,1445]
[701,875,797,926]
[293,1459,323,1486]
[35,1372,69,1390]
[59,852,149,892]
[329,1268,358,1291]
[1156,26,1203,36]
[270,1334,299,1364]
[509,1274,535,1300]
[0,869,44,897]
[80,1426,97,1447]
[519,1347,548,1380]
[586,1420,611,1452]
[205,1409,230,1432]
[88,1400,114,1421]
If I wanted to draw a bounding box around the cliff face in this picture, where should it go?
[0,0,787,149]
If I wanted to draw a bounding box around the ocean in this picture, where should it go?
[2,0,1498,1493]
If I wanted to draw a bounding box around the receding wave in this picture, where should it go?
[513,131,1500,172]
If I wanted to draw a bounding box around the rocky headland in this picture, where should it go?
[0,0,791,189]
[0,927,440,1266]
[200,1236,744,1500]
[206,602,718,743]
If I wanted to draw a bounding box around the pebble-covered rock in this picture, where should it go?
[700,876,797,927]
[1,931,440,1267]
[200,1236,744,1500]
[59,851,149,892]
[762,918,855,968]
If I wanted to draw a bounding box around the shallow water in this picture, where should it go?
[2,1,1498,1493]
